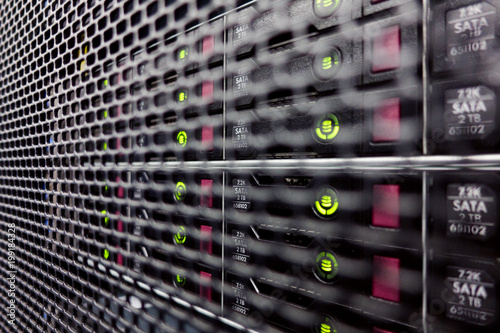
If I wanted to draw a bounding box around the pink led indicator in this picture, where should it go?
[201,126,214,151]
[200,271,212,301]
[372,25,400,73]
[200,179,213,208]
[117,253,123,266]
[116,176,124,198]
[200,225,213,255]
[372,98,401,143]
[372,255,400,303]
[372,184,400,228]
[202,81,214,104]
[202,35,215,56]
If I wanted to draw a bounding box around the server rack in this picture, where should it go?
[0,0,499,332]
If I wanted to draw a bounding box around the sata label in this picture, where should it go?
[446,3,497,58]
[233,72,251,98]
[446,184,497,239]
[231,229,250,263]
[231,279,249,316]
[233,23,250,46]
[232,178,251,211]
[444,86,496,140]
[445,266,496,325]
[232,121,251,150]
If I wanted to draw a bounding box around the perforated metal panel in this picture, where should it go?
[0,0,499,333]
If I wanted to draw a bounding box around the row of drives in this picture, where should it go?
[72,170,499,333]
[49,0,500,332]
[106,0,500,160]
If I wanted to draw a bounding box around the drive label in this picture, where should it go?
[233,23,250,46]
[232,178,251,211]
[446,183,497,240]
[231,279,249,316]
[445,266,496,325]
[231,229,250,264]
[233,73,250,98]
[232,120,250,150]
[446,3,497,58]
[444,86,496,140]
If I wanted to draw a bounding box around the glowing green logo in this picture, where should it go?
[178,48,188,60]
[321,53,339,71]
[175,270,187,288]
[101,210,109,226]
[103,249,110,260]
[178,91,187,102]
[315,251,339,283]
[176,275,186,285]
[174,226,187,244]
[322,57,332,70]
[313,315,338,333]
[314,0,341,13]
[315,114,340,142]
[319,0,331,8]
[314,48,341,80]
[177,131,187,147]
[175,181,187,201]
[313,186,339,218]
[321,259,332,272]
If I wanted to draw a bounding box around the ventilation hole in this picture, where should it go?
[174,4,188,21]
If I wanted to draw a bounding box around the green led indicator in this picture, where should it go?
[314,48,342,80]
[101,210,109,226]
[314,316,338,333]
[313,0,341,18]
[178,91,187,102]
[178,48,188,60]
[314,251,339,283]
[175,270,187,288]
[174,226,187,244]
[175,181,187,201]
[104,110,108,118]
[103,248,110,259]
[176,275,186,286]
[176,131,187,147]
[318,0,334,8]
[103,142,108,150]
[313,186,339,218]
[321,54,339,71]
[321,259,332,272]
[322,57,332,70]
[104,79,108,86]
[314,114,340,142]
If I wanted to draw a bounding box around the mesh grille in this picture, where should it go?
[0,0,499,332]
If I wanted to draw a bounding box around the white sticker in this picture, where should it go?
[444,86,496,141]
[446,183,497,240]
[445,266,496,325]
